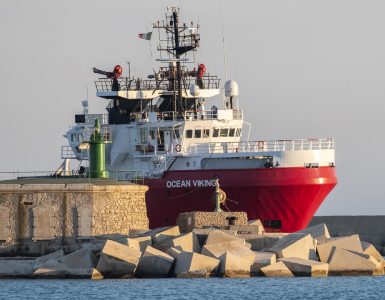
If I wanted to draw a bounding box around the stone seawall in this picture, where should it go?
[0,180,149,256]
[310,216,385,254]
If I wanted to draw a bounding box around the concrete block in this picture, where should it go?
[317,235,363,262]
[33,259,103,279]
[166,247,182,259]
[228,224,264,235]
[299,223,331,241]
[202,241,256,264]
[361,241,385,264]
[149,226,180,244]
[32,259,70,278]
[205,230,246,246]
[58,247,97,269]
[174,252,220,278]
[281,257,328,277]
[192,228,237,248]
[172,232,201,252]
[96,240,141,278]
[129,236,152,252]
[250,251,276,275]
[260,261,294,277]
[90,268,103,280]
[136,246,174,278]
[248,219,264,227]
[0,260,34,278]
[239,234,281,251]
[328,247,378,275]
[155,232,201,253]
[263,233,317,260]
[116,237,141,251]
[34,249,65,270]
[218,252,251,278]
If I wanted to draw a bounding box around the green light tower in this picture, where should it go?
[88,119,110,179]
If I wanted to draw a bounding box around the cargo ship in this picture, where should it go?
[61,7,337,232]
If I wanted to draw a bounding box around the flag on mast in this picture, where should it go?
[138,32,152,40]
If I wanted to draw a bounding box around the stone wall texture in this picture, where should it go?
[0,182,148,256]
[177,211,248,233]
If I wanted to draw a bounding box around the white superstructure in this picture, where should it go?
[61,7,335,180]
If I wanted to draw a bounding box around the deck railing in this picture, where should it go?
[186,138,335,154]
[134,109,242,123]
[95,76,221,92]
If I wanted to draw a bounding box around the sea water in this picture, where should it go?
[0,277,384,300]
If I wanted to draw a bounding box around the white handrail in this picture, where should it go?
[185,138,335,155]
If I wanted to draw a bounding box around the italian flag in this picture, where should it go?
[138,32,152,40]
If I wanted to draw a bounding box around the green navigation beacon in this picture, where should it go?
[88,119,111,179]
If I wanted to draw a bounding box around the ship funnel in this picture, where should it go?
[189,83,200,97]
[224,80,239,97]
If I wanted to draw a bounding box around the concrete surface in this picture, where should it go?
[136,246,174,278]
[260,261,294,277]
[316,235,363,262]
[281,257,329,277]
[263,233,317,260]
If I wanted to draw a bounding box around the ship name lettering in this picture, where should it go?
[166,180,192,188]
[166,179,216,188]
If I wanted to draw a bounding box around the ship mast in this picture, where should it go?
[154,7,200,113]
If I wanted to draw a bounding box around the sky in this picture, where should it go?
[1,0,385,215]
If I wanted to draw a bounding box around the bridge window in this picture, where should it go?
[173,129,180,139]
[194,129,202,138]
[236,128,242,137]
[150,130,156,140]
[71,134,79,142]
[229,128,235,137]
[213,129,219,137]
[203,129,210,138]
[139,128,147,144]
[220,128,228,137]
[186,130,193,138]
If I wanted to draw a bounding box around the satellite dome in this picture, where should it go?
[224,80,239,97]
[190,83,200,97]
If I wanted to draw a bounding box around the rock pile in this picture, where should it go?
[0,222,384,279]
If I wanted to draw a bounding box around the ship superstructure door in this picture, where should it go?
[157,130,171,152]
[164,131,171,152]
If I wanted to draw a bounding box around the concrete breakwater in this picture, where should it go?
[0,222,384,279]
[310,216,385,255]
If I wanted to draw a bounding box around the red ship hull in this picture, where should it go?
[144,166,337,232]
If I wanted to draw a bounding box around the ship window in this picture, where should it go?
[173,129,180,139]
[213,129,219,137]
[186,130,193,138]
[203,129,210,138]
[139,128,147,144]
[194,129,201,138]
[71,134,78,142]
[150,130,156,140]
[229,128,235,137]
[220,128,228,137]
[236,128,242,137]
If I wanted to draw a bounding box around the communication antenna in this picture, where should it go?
[219,0,228,81]
[82,86,89,114]
[126,61,131,78]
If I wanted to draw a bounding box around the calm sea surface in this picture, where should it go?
[0,277,384,300]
